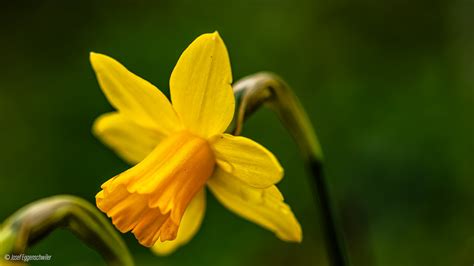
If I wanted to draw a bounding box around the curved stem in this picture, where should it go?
[233,72,323,162]
[0,195,134,266]
[232,72,349,266]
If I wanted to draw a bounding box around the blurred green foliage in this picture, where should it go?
[0,0,473,265]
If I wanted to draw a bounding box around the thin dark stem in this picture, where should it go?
[309,158,348,266]
[232,72,349,266]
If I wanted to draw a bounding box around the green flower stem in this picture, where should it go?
[232,72,349,266]
[0,195,134,266]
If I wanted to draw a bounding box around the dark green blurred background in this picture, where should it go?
[1,0,473,265]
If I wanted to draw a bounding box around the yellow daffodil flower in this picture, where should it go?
[90,32,302,255]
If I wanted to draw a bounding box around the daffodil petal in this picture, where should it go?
[151,189,206,255]
[170,32,234,138]
[211,134,283,188]
[208,169,302,242]
[90,52,181,134]
[93,112,162,164]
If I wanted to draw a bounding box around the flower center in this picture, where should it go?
[96,130,215,247]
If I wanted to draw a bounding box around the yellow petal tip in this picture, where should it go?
[282,217,303,243]
[89,52,105,68]
[201,31,221,42]
[277,221,303,243]
[211,31,220,39]
[89,52,115,70]
[89,51,99,62]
